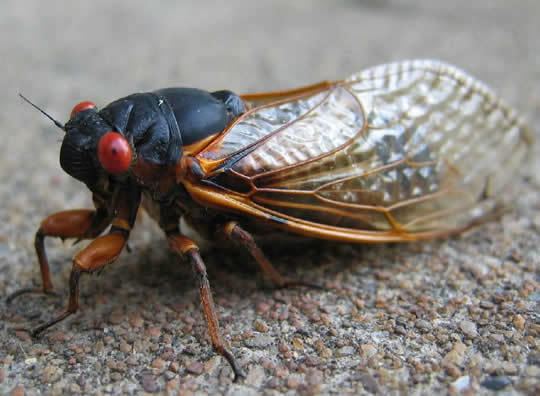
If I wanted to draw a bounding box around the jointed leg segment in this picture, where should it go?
[167,233,245,381]
[9,186,139,336]
[29,230,128,337]
[223,222,322,289]
[7,209,110,303]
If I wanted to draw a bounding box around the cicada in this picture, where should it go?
[9,60,532,380]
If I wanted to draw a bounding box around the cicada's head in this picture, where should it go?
[61,101,134,188]
[22,93,184,197]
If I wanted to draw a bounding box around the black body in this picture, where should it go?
[60,88,245,186]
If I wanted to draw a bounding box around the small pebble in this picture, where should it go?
[129,313,144,328]
[119,340,131,353]
[41,365,63,383]
[292,337,304,351]
[337,346,355,357]
[459,320,478,338]
[479,300,495,310]
[94,340,105,354]
[151,357,166,370]
[359,373,380,394]
[275,366,289,378]
[442,342,467,366]
[415,319,432,331]
[481,375,512,391]
[245,366,265,387]
[395,326,407,336]
[490,333,504,343]
[360,344,377,359]
[47,331,68,343]
[253,319,269,333]
[306,369,323,386]
[169,361,180,373]
[160,349,175,361]
[286,375,303,389]
[513,314,525,330]
[256,302,271,314]
[126,356,138,366]
[166,378,180,392]
[305,356,321,367]
[445,363,461,378]
[109,309,124,325]
[146,327,161,338]
[245,334,273,349]
[141,373,159,393]
[320,347,333,359]
[203,355,220,376]
[501,362,518,375]
[450,375,471,393]
[110,372,122,382]
[185,361,204,376]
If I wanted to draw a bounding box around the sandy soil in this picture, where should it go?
[0,1,538,394]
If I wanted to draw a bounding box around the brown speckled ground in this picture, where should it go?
[1,1,539,395]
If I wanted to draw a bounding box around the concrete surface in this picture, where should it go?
[1,0,539,394]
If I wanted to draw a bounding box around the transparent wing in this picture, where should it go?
[196,60,532,236]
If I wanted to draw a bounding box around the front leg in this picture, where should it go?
[7,206,111,303]
[167,233,246,382]
[22,186,140,336]
[30,231,128,336]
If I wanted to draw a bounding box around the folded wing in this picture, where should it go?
[195,60,532,240]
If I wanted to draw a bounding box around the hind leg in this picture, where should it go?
[221,222,322,289]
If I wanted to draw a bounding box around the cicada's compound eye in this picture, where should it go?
[70,101,97,119]
[97,131,133,174]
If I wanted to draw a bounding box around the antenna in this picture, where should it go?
[19,93,65,131]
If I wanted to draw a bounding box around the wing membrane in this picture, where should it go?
[194,60,532,240]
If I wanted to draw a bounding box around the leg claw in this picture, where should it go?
[233,369,247,383]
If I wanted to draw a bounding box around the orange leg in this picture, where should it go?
[168,234,245,382]
[30,232,127,337]
[223,222,322,289]
[7,209,110,303]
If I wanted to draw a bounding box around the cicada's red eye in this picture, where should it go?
[97,132,132,174]
[70,101,96,119]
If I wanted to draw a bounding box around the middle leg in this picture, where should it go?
[167,233,245,381]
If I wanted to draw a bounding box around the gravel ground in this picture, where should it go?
[1,1,539,395]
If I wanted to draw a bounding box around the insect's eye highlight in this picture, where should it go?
[70,101,97,119]
[97,131,132,175]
